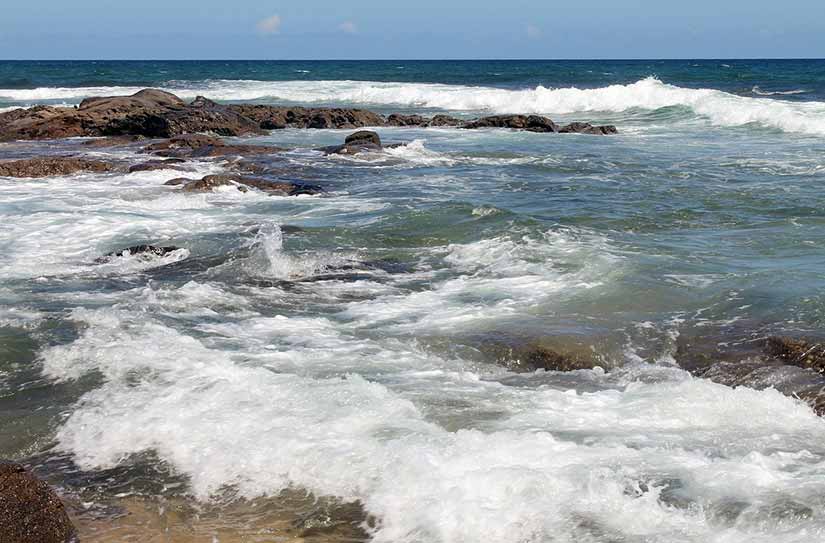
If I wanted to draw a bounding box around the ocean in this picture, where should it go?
[2,59,825,542]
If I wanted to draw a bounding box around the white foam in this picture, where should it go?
[3,77,825,134]
[44,305,825,543]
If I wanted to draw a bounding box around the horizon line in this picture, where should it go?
[2,57,825,62]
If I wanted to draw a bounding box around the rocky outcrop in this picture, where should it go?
[559,122,619,135]
[0,157,113,178]
[322,130,384,155]
[171,174,324,196]
[0,89,617,141]
[463,115,560,132]
[0,90,264,142]
[229,104,385,130]
[142,134,283,158]
[0,461,77,543]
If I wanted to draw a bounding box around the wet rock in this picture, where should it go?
[386,113,427,127]
[559,122,619,135]
[163,177,194,186]
[229,104,385,130]
[481,336,601,372]
[0,461,77,543]
[177,174,324,196]
[0,89,264,141]
[322,130,385,155]
[765,336,825,373]
[98,245,182,262]
[143,134,283,158]
[428,114,463,127]
[463,114,559,133]
[81,135,147,147]
[128,158,187,173]
[0,157,113,178]
[345,130,381,147]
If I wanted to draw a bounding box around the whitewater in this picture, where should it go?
[3,60,825,542]
[3,77,825,135]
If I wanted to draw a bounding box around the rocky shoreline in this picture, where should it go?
[0,88,617,142]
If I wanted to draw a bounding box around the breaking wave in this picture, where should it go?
[3,77,825,134]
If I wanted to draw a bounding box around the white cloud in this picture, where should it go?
[339,21,358,34]
[526,24,541,39]
[257,15,282,35]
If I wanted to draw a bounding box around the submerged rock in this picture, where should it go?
[480,335,602,373]
[0,461,77,543]
[143,134,283,158]
[765,336,825,373]
[0,157,113,178]
[98,245,182,261]
[128,158,187,173]
[559,122,619,135]
[175,174,324,196]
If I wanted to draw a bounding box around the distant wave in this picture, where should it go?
[2,77,825,135]
[752,85,809,96]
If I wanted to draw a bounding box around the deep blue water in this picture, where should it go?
[2,59,825,99]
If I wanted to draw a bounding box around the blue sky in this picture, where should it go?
[1,0,824,59]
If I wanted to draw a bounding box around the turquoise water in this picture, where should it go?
[2,60,825,541]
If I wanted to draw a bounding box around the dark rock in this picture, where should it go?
[0,461,77,543]
[480,336,601,373]
[462,114,559,133]
[765,337,825,373]
[345,130,381,147]
[128,158,187,173]
[100,245,182,261]
[0,157,113,178]
[143,134,283,158]
[0,89,264,141]
[177,174,323,196]
[559,122,619,135]
[428,114,463,127]
[164,177,193,186]
[229,105,385,130]
[386,114,426,127]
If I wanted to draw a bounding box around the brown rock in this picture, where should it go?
[177,174,324,196]
[229,104,385,130]
[428,114,463,127]
[345,130,381,147]
[143,134,282,158]
[765,337,825,373]
[0,157,113,178]
[0,89,264,142]
[480,336,601,373]
[386,114,426,127]
[559,122,619,135]
[0,461,77,543]
[128,158,187,173]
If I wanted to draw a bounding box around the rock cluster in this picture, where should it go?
[0,89,618,142]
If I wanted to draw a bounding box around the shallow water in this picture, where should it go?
[2,60,825,542]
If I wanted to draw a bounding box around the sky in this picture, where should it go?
[1,0,824,59]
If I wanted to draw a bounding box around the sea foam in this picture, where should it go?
[3,77,825,135]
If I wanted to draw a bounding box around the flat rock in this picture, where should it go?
[479,336,601,373]
[128,158,187,173]
[559,122,619,135]
[143,134,283,158]
[0,461,77,543]
[0,157,113,178]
